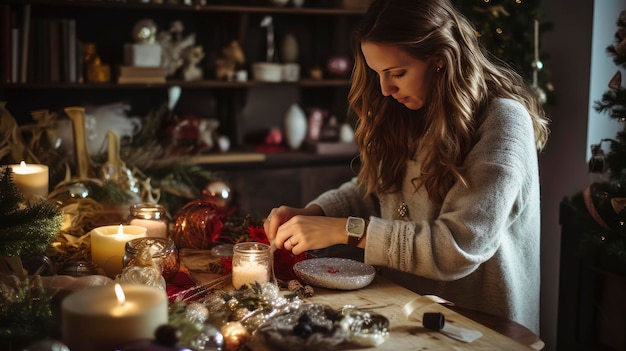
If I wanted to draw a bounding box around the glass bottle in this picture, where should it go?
[123,237,179,280]
[231,242,274,290]
[128,202,169,238]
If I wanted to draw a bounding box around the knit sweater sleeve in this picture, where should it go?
[307,177,379,218]
[365,98,539,281]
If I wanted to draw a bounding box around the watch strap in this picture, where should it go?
[347,234,361,247]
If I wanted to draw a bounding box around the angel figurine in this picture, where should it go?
[158,20,196,77]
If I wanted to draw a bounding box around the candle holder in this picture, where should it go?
[128,202,170,238]
[231,242,275,290]
[123,237,180,281]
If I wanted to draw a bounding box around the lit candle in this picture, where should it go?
[231,242,272,289]
[8,161,49,198]
[61,283,168,351]
[128,202,169,238]
[90,224,147,278]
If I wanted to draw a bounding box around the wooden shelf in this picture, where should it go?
[0,79,351,90]
[179,151,357,170]
[1,0,367,15]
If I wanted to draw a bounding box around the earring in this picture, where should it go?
[436,66,442,72]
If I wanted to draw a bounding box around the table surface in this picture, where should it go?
[303,275,533,351]
[189,262,534,351]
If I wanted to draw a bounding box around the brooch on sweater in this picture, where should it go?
[398,202,408,218]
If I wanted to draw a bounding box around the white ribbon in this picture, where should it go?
[402,295,483,343]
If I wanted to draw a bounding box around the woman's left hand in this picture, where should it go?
[274,215,347,255]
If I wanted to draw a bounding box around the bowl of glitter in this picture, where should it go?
[293,258,376,290]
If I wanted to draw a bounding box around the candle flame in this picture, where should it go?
[19,161,26,168]
[117,224,124,235]
[114,283,126,305]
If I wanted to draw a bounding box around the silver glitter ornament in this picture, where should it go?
[185,302,210,324]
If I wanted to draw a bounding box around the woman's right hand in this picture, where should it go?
[263,204,323,241]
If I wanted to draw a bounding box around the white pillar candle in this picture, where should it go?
[61,283,168,351]
[91,224,147,278]
[8,161,49,198]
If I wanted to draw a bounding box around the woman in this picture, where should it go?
[264,0,550,334]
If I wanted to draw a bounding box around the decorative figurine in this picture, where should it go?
[214,40,245,81]
[158,21,197,77]
[181,45,205,81]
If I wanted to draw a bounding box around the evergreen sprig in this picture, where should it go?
[0,168,63,258]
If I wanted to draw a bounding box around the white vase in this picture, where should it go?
[284,104,307,150]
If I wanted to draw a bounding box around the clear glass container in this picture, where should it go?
[123,237,179,280]
[231,242,274,290]
[128,202,169,238]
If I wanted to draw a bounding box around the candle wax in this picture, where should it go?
[90,225,147,277]
[61,284,168,351]
[232,260,270,289]
[129,218,167,238]
[8,161,49,198]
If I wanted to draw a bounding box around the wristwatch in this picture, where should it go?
[346,216,366,246]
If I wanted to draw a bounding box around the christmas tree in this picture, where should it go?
[593,10,626,182]
[452,0,553,103]
[571,10,626,274]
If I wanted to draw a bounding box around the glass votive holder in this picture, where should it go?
[231,242,273,290]
[123,237,179,281]
[128,202,169,238]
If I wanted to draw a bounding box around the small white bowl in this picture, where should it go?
[252,62,283,82]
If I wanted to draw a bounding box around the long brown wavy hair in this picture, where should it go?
[348,0,550,206]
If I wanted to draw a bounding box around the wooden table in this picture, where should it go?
[305,275,534,351]
[189,261,537,351]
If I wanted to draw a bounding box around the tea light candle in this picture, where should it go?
[61,283,168,351]
[8,161,49,198]
[231,242,272,289]
[91,224,147,278]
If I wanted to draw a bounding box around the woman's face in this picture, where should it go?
[361,41,439,111]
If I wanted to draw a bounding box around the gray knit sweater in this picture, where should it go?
[308,98,541,333]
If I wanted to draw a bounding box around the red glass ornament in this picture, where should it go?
[170,198,224,250]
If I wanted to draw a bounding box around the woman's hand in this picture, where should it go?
[264,205,347,255]
[264,204,323,240]
[274,215,347,255]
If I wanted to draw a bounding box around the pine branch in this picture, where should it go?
[0,168,63,257]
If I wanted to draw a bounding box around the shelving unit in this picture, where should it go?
[0,0,367,213]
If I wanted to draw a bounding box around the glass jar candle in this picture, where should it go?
[231,242,273,290]
[128,202,169,238]
[123,237,179,280]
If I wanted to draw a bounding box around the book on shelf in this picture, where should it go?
[19,4,30,83]
[117,75,167,84]
[117,66,167,84]
[1,4,11,83]
[118,66,167,77]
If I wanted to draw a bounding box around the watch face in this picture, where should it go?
[347,217,364,236]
